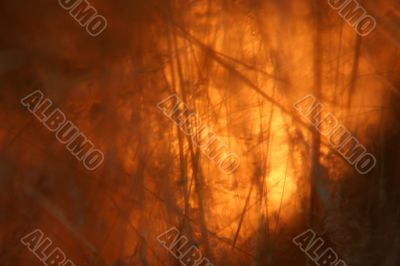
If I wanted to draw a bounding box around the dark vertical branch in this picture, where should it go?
[308,1,323,265]
[347,35,362,109]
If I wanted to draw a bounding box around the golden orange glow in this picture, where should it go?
[1,0,399,265]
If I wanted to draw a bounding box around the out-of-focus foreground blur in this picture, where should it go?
[0,0,400,265]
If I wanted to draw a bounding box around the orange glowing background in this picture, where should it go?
[0,0,399,265]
